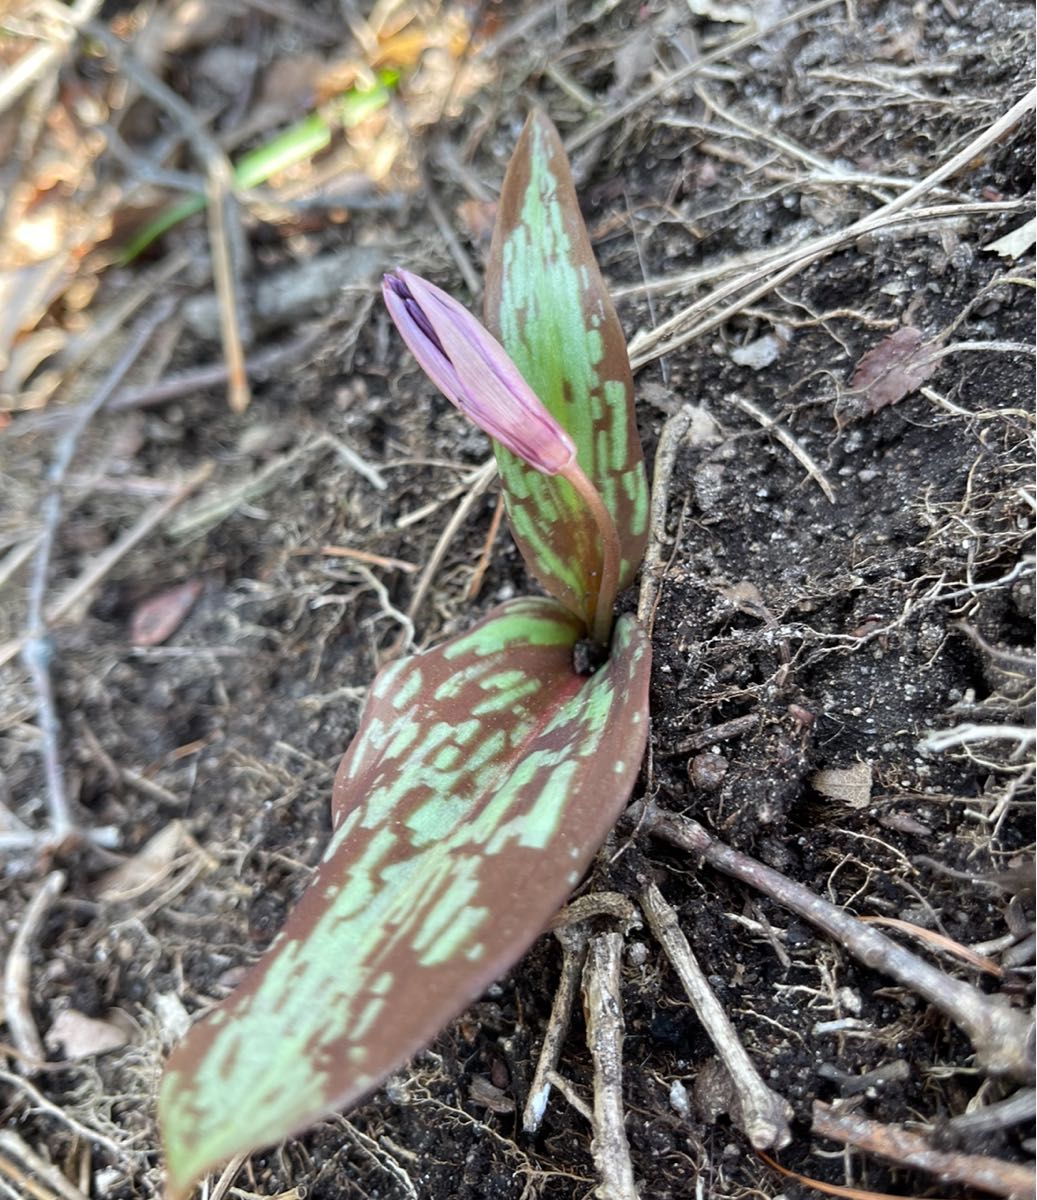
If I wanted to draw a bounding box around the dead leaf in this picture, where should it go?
[469,1075,515,1114]
[130,579,203,646]
[984,218,1037,260]
[842,326,938,421]
[811,763,873,808]
[45,1009,128,1059]
[98,822,185,901]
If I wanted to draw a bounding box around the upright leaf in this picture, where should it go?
[485,111,649,629]
[160,598,651,1196]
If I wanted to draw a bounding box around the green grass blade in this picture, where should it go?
[485,111,649,628]
[120,72,397,262]
[159,597,650,1197]
[231,111,332,189]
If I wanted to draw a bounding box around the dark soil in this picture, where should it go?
[1,2,1034,1198]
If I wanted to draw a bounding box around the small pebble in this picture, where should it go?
[688,752,728,791]
[626,941,650,967]
[669,1079,691,1119]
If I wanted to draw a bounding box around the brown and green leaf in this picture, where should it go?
[160,598,650,1195]
[485,111,649,629]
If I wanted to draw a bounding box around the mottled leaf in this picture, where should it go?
[485,111,649,628]
[160,598,650,1195]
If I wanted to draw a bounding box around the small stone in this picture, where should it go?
[626,941,650,967]
[688,752,728,791]
[669,1079,691,1119]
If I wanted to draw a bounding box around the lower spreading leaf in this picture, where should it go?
[160,597,650,1195]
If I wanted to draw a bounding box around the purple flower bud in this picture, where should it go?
[382,270,577,475]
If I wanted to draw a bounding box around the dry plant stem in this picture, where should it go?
[421,163,482,298]
[523,924,589,1133]
[206,166,251,412]
[637,404,698,630]
[629,80,1034,369]
[0,1133,89,1200]
[466,495,506,601]
[630,200,1031,368]
[402,458,498,638]
[0,1148,69,1200]
[16,324,327,435]
[617,199,1025,306]
[0,1069,129,1160]
[21,300,174,839]
[861,915,1003,977]
[641,808,1036,1080]
[561,461,623,647]
[545,1069,594,1122]
[813,1101,1036,1200]
[582,932,638,1200]
[668,713,761,756]
[206,1152,248,1200]
[640,882,792,1150]
[727,394,835,504]
[526,894,639,1134]
[169,435,384,538]
[337,1119,419,1200]
[0,462,214,673]
[2,871,65,1070]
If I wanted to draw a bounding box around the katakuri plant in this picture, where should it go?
[159,110,651,1197]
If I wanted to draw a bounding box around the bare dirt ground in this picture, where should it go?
[1,2,1034,1198]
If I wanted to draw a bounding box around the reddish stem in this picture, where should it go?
[561,462,622,647]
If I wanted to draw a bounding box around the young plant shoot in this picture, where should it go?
[159,110,650,1198]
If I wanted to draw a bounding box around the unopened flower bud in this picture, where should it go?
[383,270,576,475]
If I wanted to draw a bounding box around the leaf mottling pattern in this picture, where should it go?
[485,111,649,627]
[160,598,651,1196]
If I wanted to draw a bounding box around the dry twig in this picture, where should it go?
[20,300,174,843]
[640,882,792,1150]
[637,404,698,631]
[582,932,638,1200]
[946,1088,1037,1135]
[627,195,1033,369]
[0,1069,131,1161]
[566,0,844,153]
[400,458,499,640]
[0,0,102,116]
[525,894,639,1135]
[813,1100,1036,1200]
[727,393,836,504]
